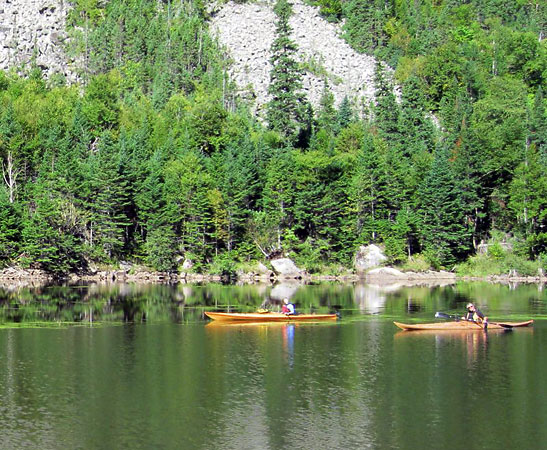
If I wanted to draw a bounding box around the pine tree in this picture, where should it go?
[337,95,354,130]
[260,148,296,254]
[19,156,84,273]
[509,144,546,247]
[163,150,213,265]
[0,189,21,264]
[350,132,390,243]
[343,0,392,53]
[216,136,261,253]
[417,146,472,267]
[398,75,435,157]
[317,82,337,134]
[507,89,547,257]
[398,75,436,203]
[266,0,306,144]
[373,62,400,141]
[82,132,131,261]
[529,87,546,160]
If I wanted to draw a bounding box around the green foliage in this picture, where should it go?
[456,250,543,277]
[144,225,178,272]
[400,254,431,272]
[342,0,391,54]
[208,251,237,278]
[0,0,544,277]
[309,0,342,22]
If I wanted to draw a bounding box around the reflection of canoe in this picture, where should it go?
[205,321,302,330]
[393,320,533,331]
[205,311,338,322]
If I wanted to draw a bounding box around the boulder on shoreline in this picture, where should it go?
[354,245,388,272]
[270,258,304,279]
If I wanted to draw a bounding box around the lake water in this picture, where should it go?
[0,281,545,449]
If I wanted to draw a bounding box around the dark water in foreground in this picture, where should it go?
[0,282,545,449]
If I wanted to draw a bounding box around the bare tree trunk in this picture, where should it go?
[2,150,19,204]
[253,238,270,258]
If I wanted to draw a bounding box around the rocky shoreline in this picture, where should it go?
[0,265,544,288]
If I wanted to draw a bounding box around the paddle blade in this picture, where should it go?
[435,312,452,319]
[435,312,461,321]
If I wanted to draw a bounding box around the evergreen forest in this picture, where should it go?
[0,0,545,276]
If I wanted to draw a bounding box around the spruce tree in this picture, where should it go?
[82,132,131,261]
[337,96,354,129]
[350,132,390,243]
[398,75,435,157]
[373,62,400,141]
[266,0,306,144]
[0,189,21,264]
[261,148,296,254]
[317,82,337,134]
[417,146,472,267]
[529,87,546,160]
[343,0,391,53]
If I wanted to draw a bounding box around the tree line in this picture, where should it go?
[0,0,545,275]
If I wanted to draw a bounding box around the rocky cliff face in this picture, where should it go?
[1,0,378,114]
[209,0,378,116]
[0,0,78,81]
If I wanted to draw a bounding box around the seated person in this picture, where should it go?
[281,298,295,315]
[464,303,487,324]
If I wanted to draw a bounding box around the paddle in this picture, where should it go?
[435,311,514,329]
[435,312,461,321]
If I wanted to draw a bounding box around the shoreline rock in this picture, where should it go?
[0,266,544,287]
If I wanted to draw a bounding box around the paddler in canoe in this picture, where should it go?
[463,303,487,325]
[281,298,295,315]
[394,303,533,331]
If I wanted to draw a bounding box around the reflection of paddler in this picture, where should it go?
[465,330,488,364]
[282,324,295,368]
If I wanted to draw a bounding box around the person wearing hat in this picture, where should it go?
[463,303,487,324]
[282,298,295,315]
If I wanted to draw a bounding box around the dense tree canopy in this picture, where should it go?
[0,0,545,275]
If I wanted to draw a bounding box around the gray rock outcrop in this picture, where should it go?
[0,0,78,81]
[2,0,382,116]
[209,0,379,116]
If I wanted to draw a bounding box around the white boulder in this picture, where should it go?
[354,245,387,272]
[270,258,303,277]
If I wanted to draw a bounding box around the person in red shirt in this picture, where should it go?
[281,298,295,315]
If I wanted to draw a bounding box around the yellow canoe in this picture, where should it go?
[205,311,338,322]
[394,320,533,331]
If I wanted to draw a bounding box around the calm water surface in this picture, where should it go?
[0,282,545,449]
